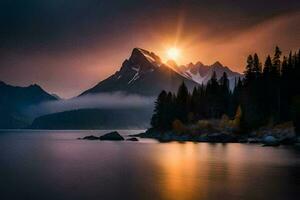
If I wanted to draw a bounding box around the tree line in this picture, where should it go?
[151,46,300,133]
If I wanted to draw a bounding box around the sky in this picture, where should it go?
[0,0,299,98]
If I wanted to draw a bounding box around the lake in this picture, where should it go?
[0,130,299,200]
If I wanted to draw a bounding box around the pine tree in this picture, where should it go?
[244,55,254,84]
[280,56,291,120]
[263,56,272,77]
[151,90,168,130]
[149,46,300,134]
[219,72,230,91]
[271,46,281,122]
[165,92,176,129]
[219,72,230,116]
[260,55,272,121]
[191,87,199,120]
[253,53,262,79]
[206,71,221,118]
[272,46,282,74]
[176,82,190,123]
[232,77,243,117]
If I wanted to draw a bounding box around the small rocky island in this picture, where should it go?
[79,131,125,141]
[79,131,139,142]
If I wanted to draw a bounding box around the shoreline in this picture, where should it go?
[130,129,300,146]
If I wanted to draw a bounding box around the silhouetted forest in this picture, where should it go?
[151,47,300,134]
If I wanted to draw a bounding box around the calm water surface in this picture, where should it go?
[0,130,300,200]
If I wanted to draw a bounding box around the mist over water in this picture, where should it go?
[24,92,155,118]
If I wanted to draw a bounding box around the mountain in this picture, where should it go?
[80,48,242,96]
[174,61,242,89]
[0,81,58,128]
[80,48,199,96]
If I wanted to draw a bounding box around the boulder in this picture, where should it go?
[262,135,280,146]
[99,131,124,141]
[127,137,139,141]
[81,135,99,140]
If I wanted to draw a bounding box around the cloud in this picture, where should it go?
[25,92,155,118]
[199,11,300,72]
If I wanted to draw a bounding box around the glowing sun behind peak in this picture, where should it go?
[166,47,180,61]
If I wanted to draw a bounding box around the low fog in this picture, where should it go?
[25,92,155,118]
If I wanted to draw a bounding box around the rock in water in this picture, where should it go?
[126,137,139,141]
[82,135,100,140]
[262,136,280,146]
[99,131,124,141]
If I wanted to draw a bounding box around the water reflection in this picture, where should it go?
[153,142,300,200]
[156,143,206,199]
[0,131,299,200]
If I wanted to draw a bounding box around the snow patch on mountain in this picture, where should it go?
[132,66,140,72]
[136,48,161,67]
[128,73,140,84]
[185,69,207,84]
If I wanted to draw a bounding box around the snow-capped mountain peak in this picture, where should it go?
[80,48,242,96]
[129,48,162,68]
[179,61,241,88]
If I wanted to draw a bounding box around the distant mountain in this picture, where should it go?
[29,108,152,130]
[81,48,242,96]
[174,61,242,89]
[0,81,58,128]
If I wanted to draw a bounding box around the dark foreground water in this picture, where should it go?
[0,130,300,200]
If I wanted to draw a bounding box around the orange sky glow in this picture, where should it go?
[0,10,299,98]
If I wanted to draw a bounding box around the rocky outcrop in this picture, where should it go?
[126,137,139,141]
[99,131,124,141]
[79,131,125,141]
[81,135,100,140]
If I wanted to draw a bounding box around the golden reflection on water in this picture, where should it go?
[154,143,272,200]
[156,142,208,200]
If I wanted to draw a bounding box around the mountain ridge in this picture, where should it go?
[80,48,200,96]
[80,48,242,97]
[0,81,58,128]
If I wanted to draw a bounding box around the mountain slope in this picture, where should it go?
[0,81,58,128]
[80,48,199,96]
[81,48,242,96]
[174,61,242,89]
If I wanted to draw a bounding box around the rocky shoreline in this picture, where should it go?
[78,127,299,147]
[130,128,300,146]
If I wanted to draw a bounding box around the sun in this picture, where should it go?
[166,47,180,61]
